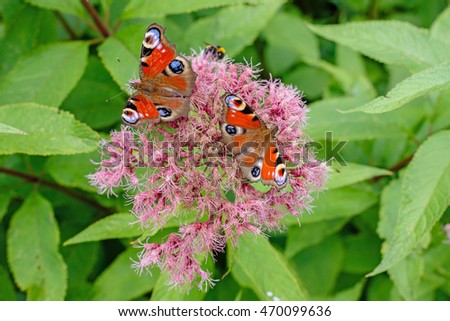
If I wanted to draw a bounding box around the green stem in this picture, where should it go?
[80,0,111,38]
[0,166,112,214]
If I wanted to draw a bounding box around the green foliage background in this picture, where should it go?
[0,0,449,301]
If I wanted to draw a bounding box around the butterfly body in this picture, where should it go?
[220,93,288,190]
[122,24,196,126]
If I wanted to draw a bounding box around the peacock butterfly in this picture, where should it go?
[220,93,288,190]
[122,23,196,126]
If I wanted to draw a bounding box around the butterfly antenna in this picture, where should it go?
[105,90,127,103]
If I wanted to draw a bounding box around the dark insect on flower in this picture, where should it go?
[203,44,226,60]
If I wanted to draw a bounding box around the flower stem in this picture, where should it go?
[0,166,112,213]
[80,0,111,38]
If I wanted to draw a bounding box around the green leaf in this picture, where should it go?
[308,21,450,72]
[285,186,378,225]
[122,0,269,19]
[327,162,392,189]
[7,192,67,300]
[0,4,57,75]
[230,234,308,300]
[264,44,301,75]
[432,89,450,132]
[306,97,407,141]
[0,103,99,155]
[388,253,424,300]
[284,66,331,100]
[61,56,123,129]
[0,42,88,107]
[24,0,86,18]
[184,0,286,57]
[0,123,27,135]
[366,275,394,300]
[327,280,365,300]
[45,152,98,192]
[431,6,450,45]
[291,235,344,297]
[378,178,402,241]
[0,192,10,222]
[347,64,450,113]
[0,264,16,300]
[285,218,348,258]
[151,271,206,301]
[64,213,141,246]
[62,242,100,300]
[92,247,159,300]
[98,36,136,91]
[263,12,320,63]
[369,130,450,276]
[342,234,381,274]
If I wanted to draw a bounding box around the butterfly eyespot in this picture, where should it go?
[225,125,237,135]
[122,108,140,125]
[143,28,161,49]
[157,107,172,118]
[169,59,184,74]
[274,163,288,186]
[225,94,246,111]
[251,166,261,178]
[221,123,245,137]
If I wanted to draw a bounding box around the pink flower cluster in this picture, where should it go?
[89,51,328,290]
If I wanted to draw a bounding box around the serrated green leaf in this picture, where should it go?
[64,213,141,246]
[0,103,99,155]
[369,130,450,276]
[122,0,269,19]
[433,89,450,132]
[151,271,206,301]
[291,235,344,297]
[0,42,89,107]
[306,97,407,141]
[285,218,348,258]
[230,234,308,300]
[7,192,67,300]
[388,253,424,300]
[308,21,450,71]
[184,0,285,57]
[347,63,450,113]
[92,247,159,300]
[0,123,27,135]
[61,56,124,129]
[24,0,86,18]
[46,152,98,192]
[431,6,450,45]
[327,162,392,189]
[285,186,378,225]
[378,178,401,241]
[263,12,320,63]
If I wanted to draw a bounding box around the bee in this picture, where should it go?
[204,44,226,60]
